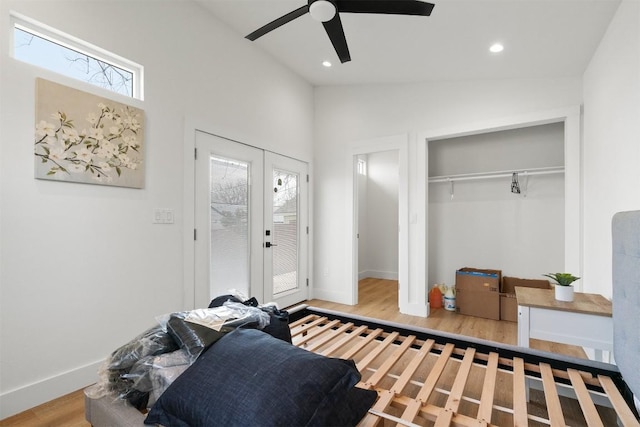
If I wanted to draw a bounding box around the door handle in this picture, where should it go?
[265,242,278,248]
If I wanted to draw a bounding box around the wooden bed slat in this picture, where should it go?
[294,319,340,346]
[477,352,499,424]
[367,407,423,427]
[419,402,492,427]
[391,339,435,394]
[400,399,424,427]
[398,343,456,425]
[540,362,566,427]
[340,328,385,360]
[290,315,327,338]
[320,324,368,356]
[512,357,529,427]
[433,347,478,427]
[304,321,354,352]
[288,313,316,329]
[356,331,400,372]
[434,408,455,427]
[364,335,416,388]
[567,369,604,427]
[359,390,394,427]
[359,339,437,427]
[598,375,640,427]
[444,347,476,414]
[416,342,455,403]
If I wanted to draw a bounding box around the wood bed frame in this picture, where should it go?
[288,305,639,427]
[85,306,639,426]
[86,210,640,427]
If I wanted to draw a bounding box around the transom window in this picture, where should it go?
[10,13,143,99]
[357,158,367,175]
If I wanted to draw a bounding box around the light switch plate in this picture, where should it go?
[153,208,175,224]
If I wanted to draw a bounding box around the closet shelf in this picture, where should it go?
[428,166,564,183]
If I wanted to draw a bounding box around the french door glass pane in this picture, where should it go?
[272,169,298,295]
[210,156,249,295]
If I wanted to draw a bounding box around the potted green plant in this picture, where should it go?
[543,273,580,301]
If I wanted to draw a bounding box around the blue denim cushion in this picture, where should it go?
[145,328,375,426]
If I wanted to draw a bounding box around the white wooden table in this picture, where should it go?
[516,287,613,362]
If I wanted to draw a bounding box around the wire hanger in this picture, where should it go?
[511,172,521,194]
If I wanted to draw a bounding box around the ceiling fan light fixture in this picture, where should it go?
[309,0,337,22]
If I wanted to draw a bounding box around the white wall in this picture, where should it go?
[359,150,399,280]
[314,79,583,313]
[429,175,565,286]
[582,0,640,297]
[0,0,313,417]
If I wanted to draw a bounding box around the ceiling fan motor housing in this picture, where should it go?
[309,0,337,22]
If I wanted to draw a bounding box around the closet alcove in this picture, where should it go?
[427,122,565,288]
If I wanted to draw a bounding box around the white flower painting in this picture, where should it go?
[34,78,144,188]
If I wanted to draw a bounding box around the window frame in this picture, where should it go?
[10,12,144,100]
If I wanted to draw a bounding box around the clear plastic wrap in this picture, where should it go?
[148,349,191,407]
[165,303,270,361]
[86,324,180,407]
[116,349,192,406]
[108,325,179,371]
[89,298,275,409]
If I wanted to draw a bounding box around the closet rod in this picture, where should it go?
[428,166,564,183]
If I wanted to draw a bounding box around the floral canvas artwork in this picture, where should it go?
[34,78,144,188]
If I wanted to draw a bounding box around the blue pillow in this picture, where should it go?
[145,328,376,427]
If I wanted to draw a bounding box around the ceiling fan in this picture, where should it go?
[246,0,435,64]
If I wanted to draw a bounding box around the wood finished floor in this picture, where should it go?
[306,278,588,359]
[0,278,587,426]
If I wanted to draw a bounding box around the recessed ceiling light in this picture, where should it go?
[489,43,504,53]
[322,60,332,67]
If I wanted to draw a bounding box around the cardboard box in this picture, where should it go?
[455,268,501,320]
[500,293,520,322]
[500,276,551,322]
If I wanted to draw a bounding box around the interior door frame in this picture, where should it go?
[347,134,409,309]
[419,106,582,292]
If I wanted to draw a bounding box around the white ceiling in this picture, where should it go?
[196,0,621,86]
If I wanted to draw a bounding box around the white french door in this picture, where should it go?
[263,151,309,308]
[194,131,308,308]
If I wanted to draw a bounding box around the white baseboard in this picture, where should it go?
[0,360,102,419]
[312,288,355,305]
[400,302,429,317]
[358,270,398,280]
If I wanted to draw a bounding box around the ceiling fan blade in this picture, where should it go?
[322,13,351,63]
[246,5,310,41]
[337,0,434,16]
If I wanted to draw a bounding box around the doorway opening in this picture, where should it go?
[356,151,400,286]
[352,140,405,310]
